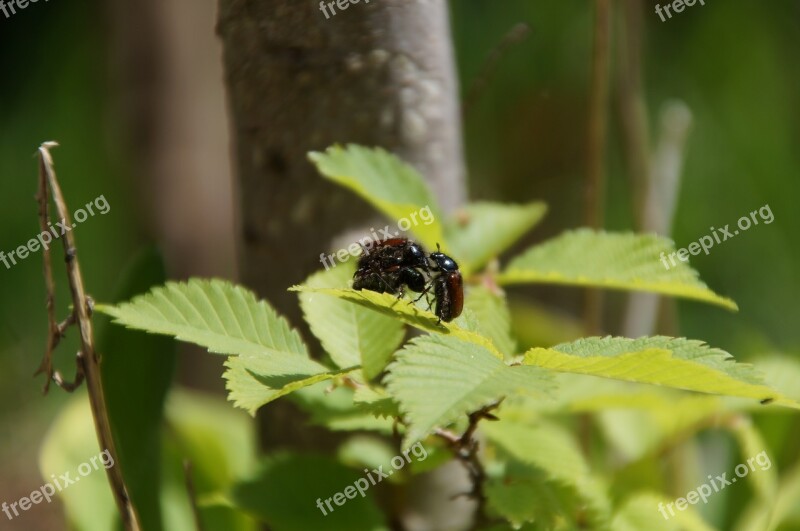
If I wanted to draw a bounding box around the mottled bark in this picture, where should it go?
[218,0,464,321]
[217,2,471,528]
[217,0,466,444]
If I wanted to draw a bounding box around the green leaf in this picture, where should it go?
[521,374,725,459]
[39,393,118,531]
[291,285,504,359]
[522,336,800,409]
[98,249,174,531]
[384,335,553,447]
[231,453,387,531]
[39,389,258,531]
[161,390,258,531]
[336,436,412,484]
[224,354,352,415]
[486,462,575,529]
[611,492,714,531]
[464,284,517,358]
[291,383,396,434]
[498,229,737,310]
[96,278,308,358]
[735,460,800,531]
[308,144,444,248]
[593,392,722,461]
[482,419,611,523]
[728,418,777,501]
[353,386,402,419]
[756,355,800,401]
[299,264,405,379]
[444,201,547,275]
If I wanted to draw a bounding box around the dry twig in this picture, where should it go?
[34,142,140,530]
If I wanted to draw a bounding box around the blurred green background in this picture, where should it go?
[0,1,797,529]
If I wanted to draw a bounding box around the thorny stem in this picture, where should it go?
[433,400,503,529]
[34,142,140,530]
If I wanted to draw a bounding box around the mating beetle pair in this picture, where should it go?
[352,238,463,322]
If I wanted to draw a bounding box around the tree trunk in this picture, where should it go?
[217,1,471,527]
[217,0,465,445]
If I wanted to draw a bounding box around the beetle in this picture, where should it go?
[352,238,429,297]
[427,247,463,323]
[351,238,464,323]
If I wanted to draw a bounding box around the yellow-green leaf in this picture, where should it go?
[464,284,517,359]
[522,337,800,409]
[444,201,547,275]
[308,144,444,248]
[298,264,404,379]
[611,492,715,531]
[385,335,553,447]
[498,229,737,310]
[289,286,505,360]
[95,278,308,358]
[223,355,353,415]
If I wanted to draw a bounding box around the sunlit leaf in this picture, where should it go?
[498,230,737,310]
[96,279,307,358]
[308,144,444,248]
[444,201,546,274]
[522,336,800,409]
[385,335,553,447]
[464,284,516,358]
[290,286,505,360]
[298,264,404,379]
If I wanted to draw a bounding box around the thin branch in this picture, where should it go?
[433,400,503,530]
[35,142,141,530]
[583,0,613,335]
[34,157,81,392]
